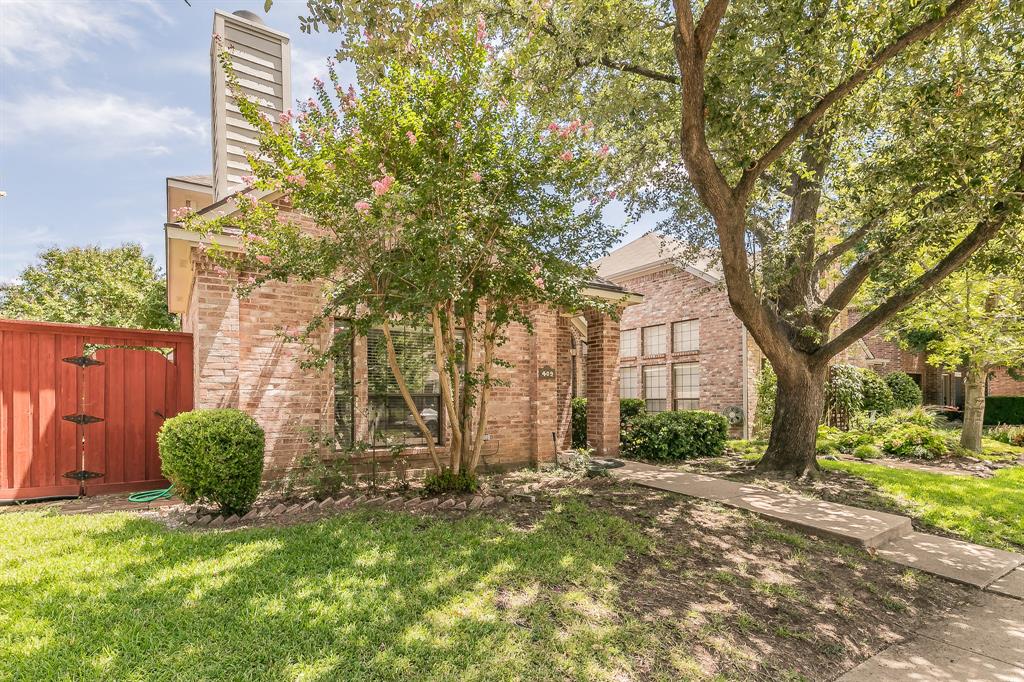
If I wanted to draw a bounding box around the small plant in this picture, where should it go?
[158,409,265,514]
[423,469,479,495]
[988,424,1024,446]
[619,398,646,430]
[879,424,947,460]
[885,372,923,409]
[823,364,863,430]
[852,444,882,460]
[753,362,777,439]
[571,397,588,448]
[620,410,728,461]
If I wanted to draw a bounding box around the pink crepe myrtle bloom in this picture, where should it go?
[530,264,542,275]
[313,77,324,88]
[547,122,559,132]
[597,144,610,158]
[212,265,229,277]
[354,200,371,214]
[454,121,463,129]
[533,277,545,289]
[559,151,574,162]
[406,131,417,145]
[470,171,482,183]
[255,254,272,266]
[241,174,256,186]
[476,15,487,43]
[248,234,268,244]
[170,206,194,221]
[286,173,308,187]
[372,175,395,195]
[325,161,335,171]
[278,111,292,125]
[607,189,617,199]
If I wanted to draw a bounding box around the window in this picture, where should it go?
[620,366,639,399]
[620,328,638,357]
[673,362,700,410]
[672,319,699,353]
[334,322,355,448]
[642,324,667,356]
[643,365,668,412]
[366,328,442,445]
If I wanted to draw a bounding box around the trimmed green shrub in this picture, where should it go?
[858,368,896,416]
[571,397,588,449]
[158,409,265,514]
[867,407,936,434]
[853,444,882,460]
[984,397,1024,425]
[423,469,479,495]
[885,372,923,409]
[621,410,728,461]
[620,398,646,430]
[753,363,776,439]
[989,424,1024,446]
[879,424,947,460]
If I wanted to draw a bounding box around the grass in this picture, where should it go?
[0,501,651,682]
[820,459,1024,551]
[976,437,1024,461]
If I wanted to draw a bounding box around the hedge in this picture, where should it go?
[571,398,588,448]
[620,410,728,461]
[158,409,265,514]
[984,397,1024,425]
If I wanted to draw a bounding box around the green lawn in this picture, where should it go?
[820,460,1024,551]
[0,502,650,682]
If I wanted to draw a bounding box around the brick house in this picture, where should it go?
[595,233,1024,436]
[162,10,639,479]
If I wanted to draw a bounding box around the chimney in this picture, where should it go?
[210,10,292,202]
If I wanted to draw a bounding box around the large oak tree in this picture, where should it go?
[284,0,1023,475]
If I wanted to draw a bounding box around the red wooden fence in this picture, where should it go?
[0,319,193,500]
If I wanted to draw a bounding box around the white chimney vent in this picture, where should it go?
[210,9,292,201]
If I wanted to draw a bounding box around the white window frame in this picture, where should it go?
[672,319,699,353]
[619,366,639,399]
[643,365,668,413]
[642,324,667,356]
[673,362,700,411]
[619,328,639,357]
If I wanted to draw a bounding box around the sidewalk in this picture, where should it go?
[612,460,1024,681]
[612,460,1024,592]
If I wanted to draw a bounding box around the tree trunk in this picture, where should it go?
[960,363,986,452]
[756,358,829,477]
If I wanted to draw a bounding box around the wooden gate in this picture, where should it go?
[0,319,193,500]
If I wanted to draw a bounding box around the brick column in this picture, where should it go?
[584,308,620,457]
[529,306,559,466]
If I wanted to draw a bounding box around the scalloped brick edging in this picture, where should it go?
[185,493,505,529]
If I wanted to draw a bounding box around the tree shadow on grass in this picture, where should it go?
[0,501,648,681]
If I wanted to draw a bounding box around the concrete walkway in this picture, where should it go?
[613,460,1024,680]
[838,593,1024,681]
[612,461,1024,591]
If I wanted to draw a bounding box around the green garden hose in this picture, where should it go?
[127,485,175,503]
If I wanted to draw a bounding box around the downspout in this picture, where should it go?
[741,325,750,439]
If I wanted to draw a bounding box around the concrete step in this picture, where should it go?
[988,568,1024,600]
[614,461,911,548]
[876,532,1024,589]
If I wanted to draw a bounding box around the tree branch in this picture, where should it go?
[695,0,729,59]
[818,153,1023,358]
[734,0,978,200]
[594,56,679,84]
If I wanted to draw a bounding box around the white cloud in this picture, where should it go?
[0,0,169,69]
[1,84,208,156]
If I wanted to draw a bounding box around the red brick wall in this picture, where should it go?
[615,267,750,435]
[989,367,1024,397]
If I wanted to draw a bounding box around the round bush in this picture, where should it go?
[879,424,947,460]
[858,369,896,416]
[158,409,265,514]
[852,444,881,460]
[885,372,923,410]
[620,410,728,461]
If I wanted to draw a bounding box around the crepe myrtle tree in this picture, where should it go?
[880,237,1024,452]
[460,0,1024,476]
[185,21,620,476]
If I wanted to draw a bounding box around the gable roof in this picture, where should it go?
[593,232,722,284]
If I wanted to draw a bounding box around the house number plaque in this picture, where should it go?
[539,365,555,380]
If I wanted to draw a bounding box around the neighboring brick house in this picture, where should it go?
[596,233,1024,432]
[162,10,638,479]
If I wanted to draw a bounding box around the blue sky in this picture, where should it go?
[0,0,653,284]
